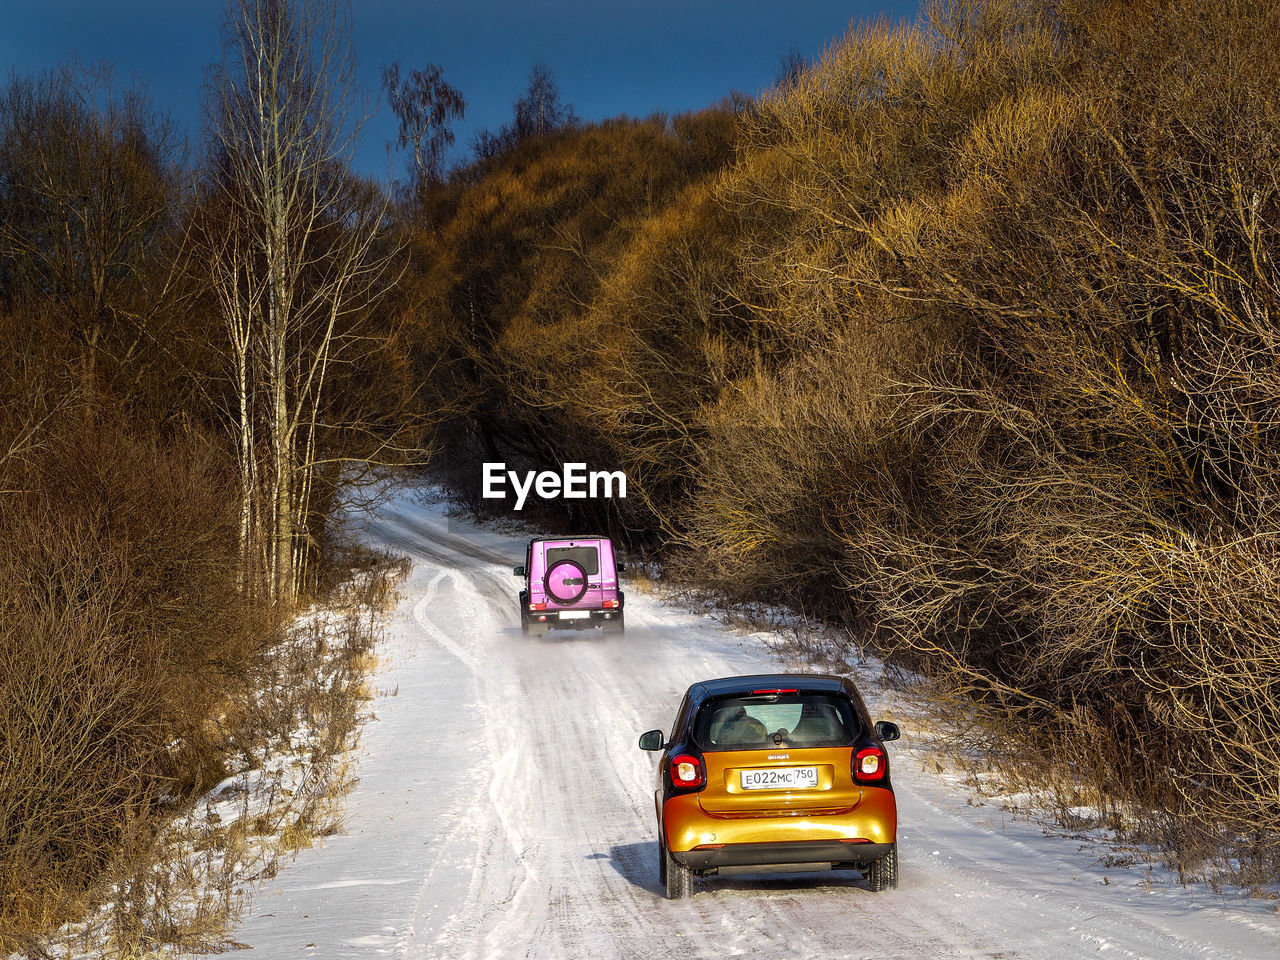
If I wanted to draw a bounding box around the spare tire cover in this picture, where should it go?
[545,559,589,604]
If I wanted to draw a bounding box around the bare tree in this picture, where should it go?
[773,45,808,89]
[201,0,396,603]
[470,61,576,161]
[513,62,575,140]
[0,61,177,393]
[381,62,465,185]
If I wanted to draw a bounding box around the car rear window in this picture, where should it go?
[545,545,599,576]
[693,693,859,751]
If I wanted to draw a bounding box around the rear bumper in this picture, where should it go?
[526,595,624,628]
[662,787,896,868]
[542,609,623,628]
[676,839,894,872]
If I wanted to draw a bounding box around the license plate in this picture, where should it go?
[558,610,590,620]
[740,766,819,790]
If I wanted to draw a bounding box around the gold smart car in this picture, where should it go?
[638,674,901,898]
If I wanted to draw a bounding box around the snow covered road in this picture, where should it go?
[207,491,1280,960]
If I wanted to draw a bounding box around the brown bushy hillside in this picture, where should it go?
[419,0,1280,876]
[398,107,744,535]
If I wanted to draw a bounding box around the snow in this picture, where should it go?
[193,488,1280,960]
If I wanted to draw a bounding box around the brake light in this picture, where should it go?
[854,746,886,782]
[670,753,705,789]
[529,602,546,611]
[750,688,798,694]
[602,599,619,609]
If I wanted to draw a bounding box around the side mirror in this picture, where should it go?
[638,730,664,751]
[513,565,525,577]
[874,720,901,742]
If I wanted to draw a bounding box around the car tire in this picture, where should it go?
[662,836,692,899]
[864,843,898,892]
[520,616,530,635]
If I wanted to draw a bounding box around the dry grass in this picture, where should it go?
[0,393,407,955]
[0,410,257,954]
[15,546,404,958]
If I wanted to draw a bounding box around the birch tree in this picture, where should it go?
[202,0,394,603]
[381,62,465,186]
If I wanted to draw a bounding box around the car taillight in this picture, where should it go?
[670,753,705,789]
[854,746,886,782]
[602,599,619,609]
[529,602,546,611]
[751,688,798,694]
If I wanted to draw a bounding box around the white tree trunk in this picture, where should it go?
[202,0,395,605]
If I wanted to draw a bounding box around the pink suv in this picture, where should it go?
[513,537,625,636]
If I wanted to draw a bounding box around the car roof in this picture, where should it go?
[689,674,849,700]
[528,536,611,544]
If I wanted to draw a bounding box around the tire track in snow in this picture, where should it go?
[404,565,528,960]
[412,569,477,672]
[203,494,1280,960]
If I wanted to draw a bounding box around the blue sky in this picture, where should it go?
[0,1,919,180]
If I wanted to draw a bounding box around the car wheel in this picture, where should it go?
[520,616,530,635]
[864,843,898,892]
[662,835,692,900]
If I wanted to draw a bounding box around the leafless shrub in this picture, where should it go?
[9,534,404,958]
[0,408,263,954]
[688,0,1280,877]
